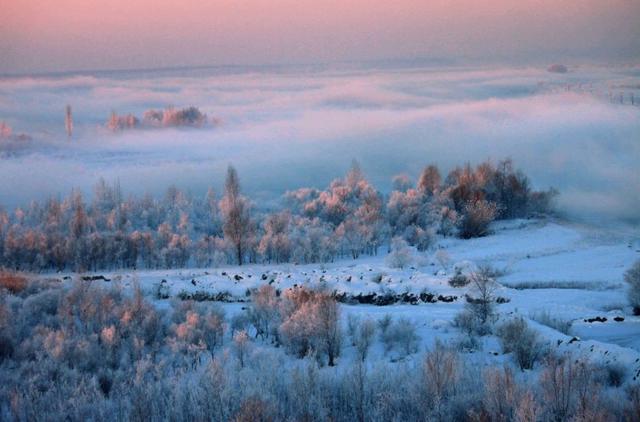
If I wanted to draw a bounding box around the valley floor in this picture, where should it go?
[48,217,640,378]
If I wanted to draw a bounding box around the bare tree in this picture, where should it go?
[233,330,250,368]
[467,267,497,325]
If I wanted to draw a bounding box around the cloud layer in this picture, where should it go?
[0,64,638,224]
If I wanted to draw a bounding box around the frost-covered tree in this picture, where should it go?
[380,317,419,357]
[417,164,441,195]
[466,267,497,326]
[422,340,459,417]
[279,288,341,366]
[386,237,412,269]
[248,285,280,340]
[220,166,253,265]
[497,317,543,370]
[106,111,139,131]
[392,174,412,192]
[233,330,251,368]
[289,217,337,264]
[142,106,207,127]
[353,318,376,362]
[459,199,497,239]
[258,212,291,263]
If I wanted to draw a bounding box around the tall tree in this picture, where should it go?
[417,164,441,195]
[65,105,73,139]
[219,166,252,265]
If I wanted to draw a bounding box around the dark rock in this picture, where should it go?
[420,292,437,303]
[81,275,111,282]
[584,316,607,323]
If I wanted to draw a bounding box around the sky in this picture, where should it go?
[2,0,640,74]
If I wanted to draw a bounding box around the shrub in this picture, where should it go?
[483,366,520,421]
[465,268,497,327]
[539,355,597,421]
[624,385,640,421]
[370,272,386,284]
[422,340,460,417]
[0,271,28,294]
[377,314,392,336]
[386,237,413,269]
[231,312,251,335]
[448,271,469,287]
[624,260,640,314]
[353,318,376,362]
[497,317,543,370]
[435,249,451,270]
[279,288,342,366]
[454,308,482,336]
[530,311,572,335]
[459,200,497,239]
[248,285,280,340]
[454,333,480,352]
[381,317,419,357]
[600,362,626,387]
[233,396,273,422]
[233,330,251,368]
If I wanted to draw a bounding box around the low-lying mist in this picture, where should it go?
[0,64,638,225]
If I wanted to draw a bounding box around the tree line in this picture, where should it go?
[0,159,556,272]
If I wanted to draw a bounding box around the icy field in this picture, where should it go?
[50,218,640,378]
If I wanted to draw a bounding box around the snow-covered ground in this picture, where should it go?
[49,217,640,378]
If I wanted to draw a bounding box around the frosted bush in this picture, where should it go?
[624,260,640,314]
[386,237,413,269]
[381,317,419,357]
[497,317,544,370]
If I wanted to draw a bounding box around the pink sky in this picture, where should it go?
[2,0,639,73]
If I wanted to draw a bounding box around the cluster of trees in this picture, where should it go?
[106,106,208,132]
[0,122,32,142]
[0,159,556,272]
[0,278,637,421]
